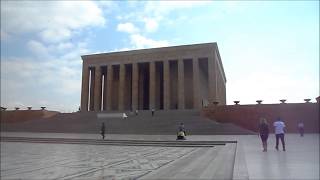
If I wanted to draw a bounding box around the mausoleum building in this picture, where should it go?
[80,43,226,111]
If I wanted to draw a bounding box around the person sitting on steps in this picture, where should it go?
[177,130,186,140]
[177,123,187,140]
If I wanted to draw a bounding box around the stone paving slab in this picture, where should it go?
[232,142,249,180]
[1,142,201,179]
[1,132,319,180]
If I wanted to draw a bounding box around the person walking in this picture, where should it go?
[122,113,128,119]
[101,122,105,140]
[298,120,304,137]
[258,118,269,152]
[151,108,155,116]
[273,117,286,151]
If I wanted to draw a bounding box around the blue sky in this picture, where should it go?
[1,1,319,112]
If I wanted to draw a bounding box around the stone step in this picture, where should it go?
[2,111,254,135]
[1,137,236,147]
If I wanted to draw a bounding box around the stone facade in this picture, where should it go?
[80,43,226,111]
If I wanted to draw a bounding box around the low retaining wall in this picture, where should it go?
[0,110,59,123]
[202,103,319,133]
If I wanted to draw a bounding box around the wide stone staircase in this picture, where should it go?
[1,110,254,135]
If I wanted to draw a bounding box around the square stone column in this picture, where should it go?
[208,55,217,103]
[93,66,102,111]
[80,64,89,111]
[132,63,138,111]
[149,61,156,109]
[178,59,185,109]
[106,65,113,111]
[102,69,107,110]
[163,60,170,110]
[89,68,95,111]
[193,57,200,109]
[118,64,125,111]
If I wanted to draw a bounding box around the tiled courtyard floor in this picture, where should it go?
[1,142,198,179]
[1,132,319,180]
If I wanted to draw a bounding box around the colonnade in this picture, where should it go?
[81,57,222,111]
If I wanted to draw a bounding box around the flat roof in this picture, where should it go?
[81,42,217,58]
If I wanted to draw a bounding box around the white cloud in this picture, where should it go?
[143,18,158,32]
[1,39,89,112]
[107,47,133,53]
[96,1,115,8]
[1,1,105,43]
[60,42,88,62]
[130,34,169,49]
[51,42,74,52]
[40,28,71,43]
[27,39,87,63]
[1,56,82,112]
[144,1,209,15]
[115,19,168,49]
[27,40,52,59]
[117,22,139,34]
[141,1,210,32]
[115,1,210,34]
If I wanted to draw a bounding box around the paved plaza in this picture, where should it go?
[1,142,200,179]
[1,132,319,180]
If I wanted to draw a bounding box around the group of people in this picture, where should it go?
[259,117,305,152]
[100,113,305,147]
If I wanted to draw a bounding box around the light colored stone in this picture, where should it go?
[106,65,113,111]
[178,59,185,109]
[132,63,138,111]
[93,66,101,111]
[192,58,200,109]
[118,64,125,110]
[163,60,170,110]
[208,56,217,103]
[3,133,318,180]
[80,65,89,111]
[149,61,156,109]
[89,68,95,111]
[81,43,226,111]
